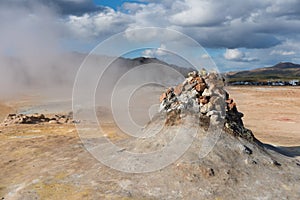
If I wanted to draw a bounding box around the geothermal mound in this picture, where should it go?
[91,70,300,199]
[2,70,299,199]
[158,70,255,142]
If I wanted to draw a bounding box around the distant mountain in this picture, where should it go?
[125,57,194,76]
[226,62,300,83]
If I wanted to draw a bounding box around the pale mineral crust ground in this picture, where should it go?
[0,86,299,200]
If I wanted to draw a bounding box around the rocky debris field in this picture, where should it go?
[1,112,77,126]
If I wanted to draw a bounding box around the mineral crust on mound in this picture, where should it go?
[103,70,300,199]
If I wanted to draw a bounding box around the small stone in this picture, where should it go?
[243,145,252,155]
[49,120,58,124]
[206,110,220,117]
[201,102,213,114]
[201,167,215,178]
[58,118,68,124]
[272,160,281,166]
[199,96,209,105]
[71,120,80,124]
[202,88,212,96]
[209,114,221,126]
[208,168,215,176]
[200,103,209,114]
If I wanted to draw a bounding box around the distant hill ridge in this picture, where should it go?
[226,62,300,83]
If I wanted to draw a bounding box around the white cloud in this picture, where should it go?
[224,49,245,61]
[141,49,154,58]
[60,0,300,71]
[224,49,258,62]
[201,54,210,59]
[124,27,183,44]
[64,0,300,50]
[270,50,296,56]
[66,8,132,38]
[122,2,145,13]
[142,44,168,57]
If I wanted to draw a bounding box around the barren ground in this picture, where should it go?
[0,86,299,199]
[226,86,300,146]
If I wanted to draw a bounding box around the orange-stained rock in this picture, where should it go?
[225,98,238,111]
[160,87,175,102]
[166,87,173,94]
[160,92,167,103]
[189,76,203,85]
[228,102,237,111]
[195,83,206,93]
[195,76,205,84]
[174,84,183,96]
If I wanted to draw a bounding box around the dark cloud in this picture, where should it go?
[42,0,106,16]
[63,0,299,50]
[204,32,281,49]
[0,0,105,16]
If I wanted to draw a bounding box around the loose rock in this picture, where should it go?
[1,112,76,126]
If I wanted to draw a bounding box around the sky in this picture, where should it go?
[1,0,300,72]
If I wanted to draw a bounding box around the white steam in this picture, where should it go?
[0,2,77,99]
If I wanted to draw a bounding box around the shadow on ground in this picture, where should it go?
[264,144,300,157]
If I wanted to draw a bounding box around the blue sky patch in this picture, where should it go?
[93,0,147,10]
